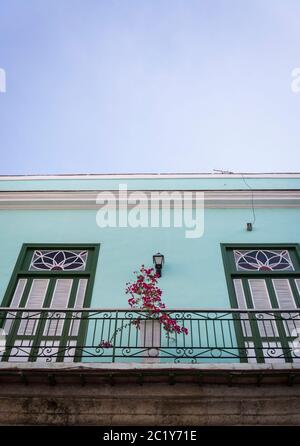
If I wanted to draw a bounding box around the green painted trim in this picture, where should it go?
[75,244,100,362]
[1,243,100,363]
[221,243,300,364]
[230,271,300,277]
[1,278,34,361]
[22,243,98,273]
[221,243,300,248]
[1,244,28,307]
[221,244,238,308]
[242,278,264,363]
[266,278,293,363]
[220,244,248,362]
[55,278,79,362]
[220,243,300,275]
[17,271,91,277]
[29,279,56,362]
[290,279,300,307]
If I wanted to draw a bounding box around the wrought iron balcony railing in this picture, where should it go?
[0,307,300,363]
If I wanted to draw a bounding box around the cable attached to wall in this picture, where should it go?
[240,173,256,230]
[213,169,257,231]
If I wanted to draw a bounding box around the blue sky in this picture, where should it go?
[0,0,299,174]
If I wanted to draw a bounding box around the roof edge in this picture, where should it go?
[1,172,300,180]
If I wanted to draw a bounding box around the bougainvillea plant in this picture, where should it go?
[99,265,188,348]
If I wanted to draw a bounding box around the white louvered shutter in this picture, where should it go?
[43,279,73,337]
[233,279,252,337]
[272,279,300,337]
[248,279,278,337]
[18,279,49,336]
[3,279,27,335]
[69,279,87,337]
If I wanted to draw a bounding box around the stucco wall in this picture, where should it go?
[0,206,299,309]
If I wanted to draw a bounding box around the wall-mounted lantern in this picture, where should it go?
[153,252,165,277]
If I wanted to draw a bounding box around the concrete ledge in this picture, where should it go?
[0,361,299,371]
[0,381,300,425]
[1,362,300,425]
[0,362,300,387]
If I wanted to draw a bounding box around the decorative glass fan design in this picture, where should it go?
[234,249,294,272]
[29,250,88,271]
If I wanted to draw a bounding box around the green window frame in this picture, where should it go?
[0,243,100,362]
[221,243,300,363]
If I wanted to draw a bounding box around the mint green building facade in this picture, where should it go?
[0,173,300,364]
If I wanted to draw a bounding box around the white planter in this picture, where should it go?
[139,319,161,363]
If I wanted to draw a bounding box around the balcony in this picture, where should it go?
[1,307,300,364]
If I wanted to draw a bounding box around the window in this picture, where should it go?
[234,249,294,272]
[222,244,300,364]
[29,250,88,271]
[0,244,99,363]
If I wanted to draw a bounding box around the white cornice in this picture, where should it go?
[0,173,300,180]
[0,190,300,209]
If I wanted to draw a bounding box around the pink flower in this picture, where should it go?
[125,265,188,338]
[99,340,113,348]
